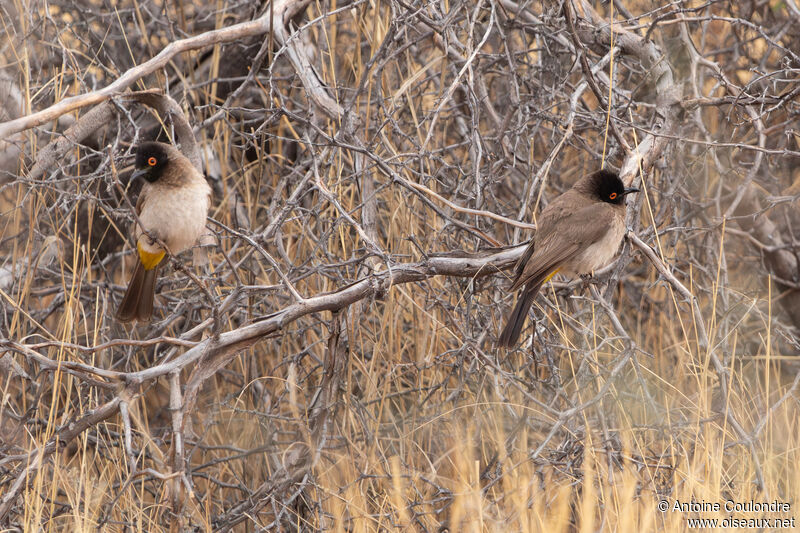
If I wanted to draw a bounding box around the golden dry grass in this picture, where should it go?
[2,0,800,531]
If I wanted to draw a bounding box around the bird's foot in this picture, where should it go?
[578,273,595,291]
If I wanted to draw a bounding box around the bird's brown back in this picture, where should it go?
[509,177,626,292]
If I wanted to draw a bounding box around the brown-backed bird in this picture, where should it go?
[116,141,211,322]
[498,169,638,347]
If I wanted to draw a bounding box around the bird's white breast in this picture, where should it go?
[136,180,210,255]
[563,214,625,275]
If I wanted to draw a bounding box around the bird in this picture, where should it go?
[116,141,211,322]
[498,169,639,347]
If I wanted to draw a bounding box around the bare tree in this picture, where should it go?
[1,0,799,530]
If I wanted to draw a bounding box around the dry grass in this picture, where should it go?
[1,0,799,530]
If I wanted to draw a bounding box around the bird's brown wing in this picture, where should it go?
[509,202,617,292]
[509,190,584,284]
[508,240,579,292]
[512,238,536,281]
[135,185,147,216]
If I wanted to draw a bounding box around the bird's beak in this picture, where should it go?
[623,187,640,195]
[131,168,149,181]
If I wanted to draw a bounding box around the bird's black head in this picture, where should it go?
[132,142,170,183]
[587,169,639,205]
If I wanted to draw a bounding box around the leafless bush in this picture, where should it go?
[1,0,799,530]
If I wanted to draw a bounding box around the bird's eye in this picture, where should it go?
[147,157,158,167]
[609,192,618,200]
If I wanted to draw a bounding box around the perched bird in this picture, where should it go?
[498,169,639,347]
[116,142,211,322]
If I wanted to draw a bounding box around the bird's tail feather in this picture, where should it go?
[498,282,542,347]
[116,261,159,322]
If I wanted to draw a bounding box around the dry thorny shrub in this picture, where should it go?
[1,0,799,530]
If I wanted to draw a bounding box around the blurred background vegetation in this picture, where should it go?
[1,0,799,530]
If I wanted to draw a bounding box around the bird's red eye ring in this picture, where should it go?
[147,156,157,167]
[609,192,618,200]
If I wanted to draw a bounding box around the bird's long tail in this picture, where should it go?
[498,282,542,347]
[116,260,159,322]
